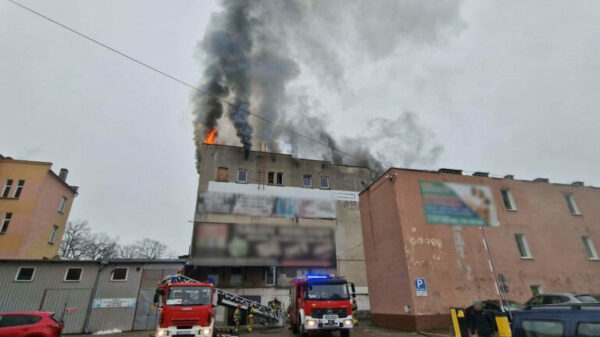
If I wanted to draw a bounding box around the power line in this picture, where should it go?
[8,0,361,161]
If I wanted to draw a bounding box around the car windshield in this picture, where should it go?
[503,300,524,310]
[306,283,349,301]
[167,286,212,306]
[575,295,599,303]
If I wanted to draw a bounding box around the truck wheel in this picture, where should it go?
[340,330,350,337]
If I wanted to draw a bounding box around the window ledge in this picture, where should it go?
[520,257,534,260]
[110,280,127,282]
[63,280,81,283]
[570,213,582,216]
[14,280,33,282]
[589,258,600,261]
[505,208,518,212]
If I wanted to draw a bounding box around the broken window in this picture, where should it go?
[276,172,283,186]
[267,171,275,185]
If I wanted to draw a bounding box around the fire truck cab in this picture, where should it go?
[290,274,355,337]
[154,276,215,337]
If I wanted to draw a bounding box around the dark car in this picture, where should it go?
[0,312,63,337]
[511,304,600,337]
[524,293,599,306]
[464,299,523,319]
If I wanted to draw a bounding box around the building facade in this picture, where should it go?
[190,144,373,323]
[0,259,183,333]
[0,155,78,259]
[360,168,600,330]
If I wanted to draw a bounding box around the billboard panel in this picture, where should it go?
[419,181,499,227]
[191,222,336,267]
[196,192,336,219]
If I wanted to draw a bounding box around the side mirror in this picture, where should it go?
[350,283,356,298]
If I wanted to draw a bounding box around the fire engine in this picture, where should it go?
[154,274,283,337]
[290,274,356,337]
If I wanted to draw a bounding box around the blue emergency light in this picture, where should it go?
[306,273,330,279]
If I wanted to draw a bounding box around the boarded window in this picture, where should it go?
[217,167,228,182]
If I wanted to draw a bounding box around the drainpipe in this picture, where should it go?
[83,260,108,333]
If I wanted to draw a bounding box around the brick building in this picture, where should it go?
[359,168,600,330]
[0,155,78,259]
[189,144,373,324]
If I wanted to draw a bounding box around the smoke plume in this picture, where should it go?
[192,0,464,173]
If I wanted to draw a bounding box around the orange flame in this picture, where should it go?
[204,128,217,144]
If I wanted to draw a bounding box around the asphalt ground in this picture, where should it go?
[71,325,452,337]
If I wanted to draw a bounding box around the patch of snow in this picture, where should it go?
[93,329,122,335]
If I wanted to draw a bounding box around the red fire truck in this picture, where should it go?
[290,274,356,337]
[154,274,283,337]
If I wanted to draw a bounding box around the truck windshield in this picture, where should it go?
[167,286,212,306]
[307,283,349,301]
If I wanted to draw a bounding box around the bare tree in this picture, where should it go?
[59,220,91,260]
[118,244,139,259]
[82,232,119,260]
[134,238,167,259]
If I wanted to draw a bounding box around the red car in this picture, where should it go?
[0,312,63,337]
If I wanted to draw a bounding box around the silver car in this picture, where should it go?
[525,293,599,306]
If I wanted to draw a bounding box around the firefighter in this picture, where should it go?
[233,303,242,333]
[286,304,293,330]
[247,303,257,332]
[270,296,281,310]
[352,299,359,325]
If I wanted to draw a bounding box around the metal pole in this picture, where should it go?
[479,226,505,312]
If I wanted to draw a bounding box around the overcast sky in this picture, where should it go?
[1,1,599,255]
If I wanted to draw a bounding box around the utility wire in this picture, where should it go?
[9,0,361,161]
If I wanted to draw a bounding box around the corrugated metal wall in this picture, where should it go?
[0,260,183,334]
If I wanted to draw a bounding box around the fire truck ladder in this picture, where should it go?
[162,275,284,327]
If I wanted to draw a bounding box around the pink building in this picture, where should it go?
[359,168,600,330]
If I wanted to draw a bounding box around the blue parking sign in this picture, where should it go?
[415,278,427,297]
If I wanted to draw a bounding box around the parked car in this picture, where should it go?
[464,299,524,319]
[524,292,599,306]
[511,303,600,337]
[0,312,63,337]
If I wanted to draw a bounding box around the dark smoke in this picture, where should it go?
[192,0,463,173]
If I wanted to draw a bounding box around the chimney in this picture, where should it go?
[571,181,584,187]
[504,175,514,180]
[473,172,489,177]
[533,177,549,183]
[59,168,68,182]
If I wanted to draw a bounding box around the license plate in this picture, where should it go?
[174,330,191,335]
[323,314,338,320]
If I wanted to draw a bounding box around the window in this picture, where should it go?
[530,285,543,296]
[1,179,13,198]
[12,180,25,198]
[267,171,275,184]
[48,225,59,244]
[582,236,599,260]
[521,320,563,337]
[578,323,600,337]
[230,268,242,287]
[64,267,82,281]
[320,176,330,189]
[15,267,35,281]
[0,315,42,327]
[58,197,68,213]
[501,189,516,210]
[515,234,533,258]
[303,174,312,187]
[265,266,276,286]
[208,269,220,286]
[111,268,128,281]
[237,169,248,183]
[1,213,12,234]
[565,194,581,215]
[217,167,228,182]
[276,172,283,186]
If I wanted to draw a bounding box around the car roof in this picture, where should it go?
[0,311,54,316]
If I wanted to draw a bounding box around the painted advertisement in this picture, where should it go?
[419,181,499,227]
[92,298,136,308]
[191,222,336,267]
[196,192,336,219]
